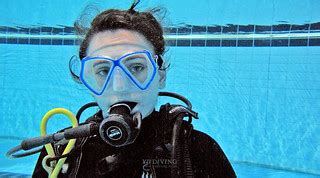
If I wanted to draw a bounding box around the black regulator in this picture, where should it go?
[99,103,142,147]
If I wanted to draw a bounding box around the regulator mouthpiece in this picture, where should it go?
[99,103,142,147]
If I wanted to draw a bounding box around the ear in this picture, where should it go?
[158,69,166,89]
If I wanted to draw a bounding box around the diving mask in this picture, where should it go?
[80,50,157,95]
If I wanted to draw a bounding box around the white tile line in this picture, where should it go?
[1,32,320,40]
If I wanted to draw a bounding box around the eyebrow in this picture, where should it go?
[89,43,151,56]
[93,61,110,68]
[122,56,148,65]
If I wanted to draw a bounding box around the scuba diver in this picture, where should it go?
[29,1,236,178]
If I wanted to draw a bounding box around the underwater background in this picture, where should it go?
[0,0,319,177]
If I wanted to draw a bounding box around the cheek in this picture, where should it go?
[143,73,161,97]
[148,72,160,90]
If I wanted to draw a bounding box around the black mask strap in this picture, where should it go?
[128,0,141,13]
[69,55,82,83]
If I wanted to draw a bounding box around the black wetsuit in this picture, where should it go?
[33,104,236,178]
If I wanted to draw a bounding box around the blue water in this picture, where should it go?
[1,0,320,177]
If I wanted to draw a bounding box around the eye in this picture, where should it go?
[95,67,110,76]
[129,64,145,73]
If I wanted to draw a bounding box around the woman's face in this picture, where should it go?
[86,29,166,118]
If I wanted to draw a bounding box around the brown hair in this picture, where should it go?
[75,8,166,69]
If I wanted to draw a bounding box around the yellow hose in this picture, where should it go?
[40,108,78,178]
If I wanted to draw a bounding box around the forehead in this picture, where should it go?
[87,29,154,57]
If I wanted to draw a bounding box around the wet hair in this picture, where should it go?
[75,6,167,70]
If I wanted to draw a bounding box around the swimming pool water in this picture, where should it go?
[1,43,320,177]
[1,0,320,177]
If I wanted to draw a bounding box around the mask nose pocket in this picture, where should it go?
[111,67,130,92]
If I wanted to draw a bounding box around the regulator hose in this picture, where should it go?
[170,113,194,177]
[75,102,98,122]
[170,113,183,177]
[182,128,194,177]
[159,92,192,109]
[40,108,78,178]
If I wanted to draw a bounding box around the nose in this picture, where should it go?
[112,67,128,92]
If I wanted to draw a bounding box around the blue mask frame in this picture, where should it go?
[80,50,157,95]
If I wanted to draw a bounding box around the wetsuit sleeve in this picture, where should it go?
[32,147,49,177]
[190,130,236,178]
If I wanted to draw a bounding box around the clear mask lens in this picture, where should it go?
[80,51,157,95]
[82,58,113,94]
[120,52,154,87]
